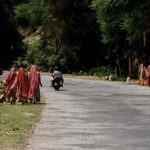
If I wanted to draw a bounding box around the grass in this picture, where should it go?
[64,74,102,80]
[64,74,139,84]
[0,96,45,150]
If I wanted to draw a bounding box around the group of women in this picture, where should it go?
[138,63,150,86]
[5,65,42,104]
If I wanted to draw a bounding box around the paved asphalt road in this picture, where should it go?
[1,72,150,150]
[26,75,150,150]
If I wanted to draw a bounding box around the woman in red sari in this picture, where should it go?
[16,67,29,104]
[28,65,42,103]
[5,67,17,102]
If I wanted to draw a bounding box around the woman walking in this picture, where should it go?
[28,65,42,103]
[16,67,29,104]
[138,63,148,86]
[5,67,17,103]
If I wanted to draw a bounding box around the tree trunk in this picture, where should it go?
[128,56,131,77]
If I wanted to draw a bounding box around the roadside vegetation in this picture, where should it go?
[0,97,45,150]
[65,65,138,82]
[0,0,150,80]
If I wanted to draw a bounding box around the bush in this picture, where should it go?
[89,66,112,77]
[13,57,29,69]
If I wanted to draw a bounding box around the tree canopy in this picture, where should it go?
[0,0,150,76]
[0,0,24,68]
[91,0,150,76]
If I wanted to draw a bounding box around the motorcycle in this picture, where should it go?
[52,76,63,90]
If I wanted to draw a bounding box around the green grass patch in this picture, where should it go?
[0,96,45,150]
[64,74,101,80]
[64,74,139,85]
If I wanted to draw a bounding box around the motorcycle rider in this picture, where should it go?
[51,66,64,87]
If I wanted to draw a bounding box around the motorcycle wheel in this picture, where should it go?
[54,86,60,90]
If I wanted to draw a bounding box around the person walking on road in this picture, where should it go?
[5,67,17,103]
[138,63,148,86]
[16,67,29,104]
[28,65,42,103]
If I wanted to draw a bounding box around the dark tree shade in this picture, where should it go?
[0,1,24,69]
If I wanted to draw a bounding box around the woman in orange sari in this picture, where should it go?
[138,63,148,86]
[5,67,17,103]
[16,67,29,104]
[28,65,42,103]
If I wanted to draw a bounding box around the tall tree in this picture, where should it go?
[0,0,24,69]
[15,0,102,72]
[91,0,150,76]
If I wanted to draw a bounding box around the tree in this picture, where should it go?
[15,0,102,72]
[91,0,150,76]
[0,0,24,68]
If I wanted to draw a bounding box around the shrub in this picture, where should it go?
[89,66,112,77]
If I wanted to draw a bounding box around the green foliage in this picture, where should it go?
[91,0,150,44]
[1,0,150,77]
[91,0,125,45]
[13,57,29,69]
[0,1,25,69]
[25,41,50,71]
[15,0,50,29]
[91,0,150,77]
[89,66,112,77]
[13,0,102,73]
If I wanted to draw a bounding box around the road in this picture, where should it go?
[26,75,150,150]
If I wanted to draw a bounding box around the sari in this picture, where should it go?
[28,65,42,101]
[16,67,29,102]
[138,64,148,86]
[5,68,17,101]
